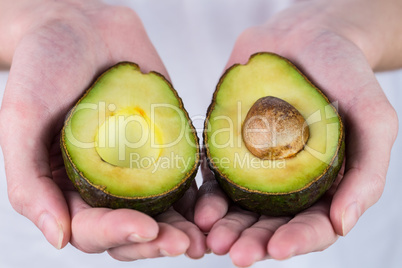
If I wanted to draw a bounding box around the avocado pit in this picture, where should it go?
[242,96,309,160]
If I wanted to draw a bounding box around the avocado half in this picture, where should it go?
[204,52,345,216]
[61,62,200,216]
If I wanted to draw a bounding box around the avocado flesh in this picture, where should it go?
[204,52,344,216]
[61,62,199,215]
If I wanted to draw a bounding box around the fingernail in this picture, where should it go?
[282,248,296,260]
[127,233,155,243]
[233,260,253,268]
[160,249,174,257]
[285,250,296,260]
[38,212,64,249]
[342,202,361,236]
[186,253,205,260]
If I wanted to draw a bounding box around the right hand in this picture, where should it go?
[194,1,399,265]
[0,0,205,260]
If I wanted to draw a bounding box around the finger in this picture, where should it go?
[173,180,198,221]
[157,207,206,259]
[330,100,398,236]
[229,215,290,267]
[0,107,70,250]
[66,191,159,253]
[107,223,190,261]
[194,155,230,233]
[268,198,338,260]
[206,206,259,255]
[192,30,264,233]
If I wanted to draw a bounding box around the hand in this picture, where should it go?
[0,0,205,260]
[195,1,398,266]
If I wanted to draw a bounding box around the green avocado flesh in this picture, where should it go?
[61,62,199,215]
[204,52,344,216]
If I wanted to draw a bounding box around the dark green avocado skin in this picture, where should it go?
[203,52,346,216]
[60,61,200,217]
[61,137,198,217]
[206,136,344,216]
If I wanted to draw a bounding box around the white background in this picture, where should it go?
[1,1,402,267]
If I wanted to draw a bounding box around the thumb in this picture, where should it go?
[0,101,70,250]
[330,98,398,236]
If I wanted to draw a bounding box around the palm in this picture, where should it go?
[0,4,204,259]
[195,23,397,266]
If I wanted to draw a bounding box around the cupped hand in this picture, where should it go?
[195,2,398,266]
[0,1,205,260]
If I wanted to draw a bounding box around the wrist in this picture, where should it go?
[0,0,104,65]
[260,0,402,71]
[285,0,401,71]
[314,0,394,71]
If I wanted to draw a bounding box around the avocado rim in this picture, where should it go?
[203,52,345,216]
[61,62,200,216]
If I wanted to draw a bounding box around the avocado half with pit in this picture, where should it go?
[204,52,345,216]
[61,62,200,216]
